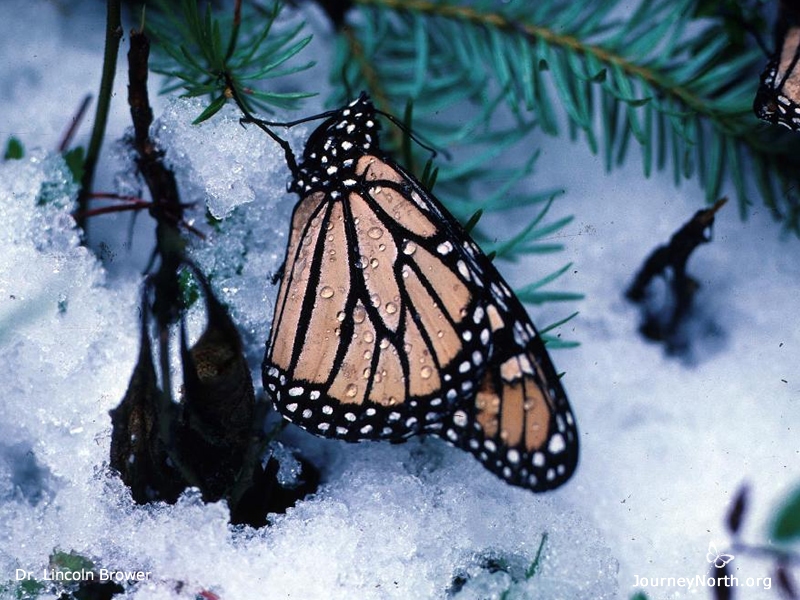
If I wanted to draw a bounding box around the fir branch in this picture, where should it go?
[347,0,800,233]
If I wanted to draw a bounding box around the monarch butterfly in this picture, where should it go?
[262,94,579,491]
[754,0,800,130]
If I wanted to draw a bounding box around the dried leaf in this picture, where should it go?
[179,269,255,501]
[109,303,185,503]
[726,483,749,535]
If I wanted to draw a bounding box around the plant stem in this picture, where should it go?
[77,0,122,236]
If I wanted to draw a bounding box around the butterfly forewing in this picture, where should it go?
[264,116,493,441]
[264,94,579,491]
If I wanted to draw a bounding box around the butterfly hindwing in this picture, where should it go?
[438,258,579,490]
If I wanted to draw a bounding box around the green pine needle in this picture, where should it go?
[148,0,315,119]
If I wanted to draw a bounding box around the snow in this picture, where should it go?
[0,1,796,599]
[154,96,302,342]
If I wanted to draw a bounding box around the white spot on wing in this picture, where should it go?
[548,433,566,454]
[453,410,468,427]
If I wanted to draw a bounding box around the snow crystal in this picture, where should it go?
[154,96,307,343]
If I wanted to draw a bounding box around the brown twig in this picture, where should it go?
[127,29,188,325]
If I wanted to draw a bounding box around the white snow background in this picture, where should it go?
[0,1,797,599]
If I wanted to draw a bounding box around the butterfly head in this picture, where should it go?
[291,93,381,195]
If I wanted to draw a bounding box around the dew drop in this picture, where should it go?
[378,243,386,252]
[420,366,433,380]
[337,311,346,322]
[481,396,499,410]
[379,339,390,349]
[370,293,381,307]
[385,302,397,315]
[363,331,375,343]
[370,258,379,269]
[362,368,371,379]
[402,241,417,255]
[367,226,384,239]
[353,306,366,323]
[345,384,358,398]
[320,286,334,299]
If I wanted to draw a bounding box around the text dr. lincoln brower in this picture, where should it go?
[16,568,152,582]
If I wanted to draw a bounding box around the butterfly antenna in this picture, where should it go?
[376,108,451,161]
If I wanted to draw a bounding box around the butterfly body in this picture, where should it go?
[263,94,578,491]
